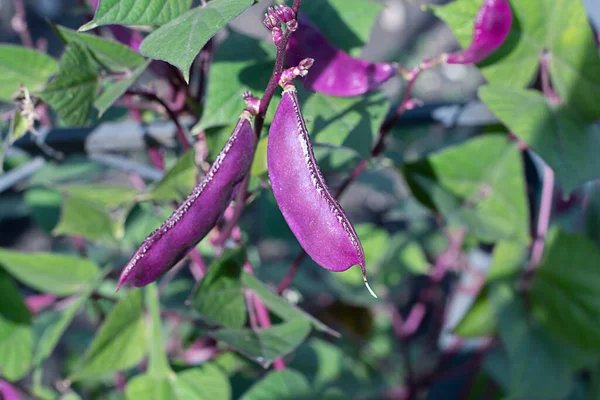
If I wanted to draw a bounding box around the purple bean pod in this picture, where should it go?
[267,69,376,297]
[0,380,22,400]
[285,14,397,97]
[116,95,260,289]
[444,0,512,64]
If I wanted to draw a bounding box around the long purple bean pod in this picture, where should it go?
[284,14,397,97]
[116,94,260,289]
[444,0,512,64]
[267,63,376,297]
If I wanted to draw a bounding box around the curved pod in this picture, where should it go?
[445,0,512,64]
[267,85,375,296]
[286,15,396,97]
[117,111,257,288]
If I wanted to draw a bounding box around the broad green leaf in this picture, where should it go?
[0,271,33,380]
[241,273,339,337]
[497,293,573,399]
[175,367,231,400]
[0,249,99,296]
[191,248,247,328]
[40,43,98,127]
[403,134,530,243]
[140,0,254,82]
[73,289,146,380]
[59,183,137,208]
[488,240,527,281]
[121,201,171,250]
[55,26,146,71]
[381,233,430,286]
[34,283,97,366]
[81,0,192,30]
[192,34,272,131]
[298,87,389,159]
[126,364,230,400]
[531,228,600,350]
[453,286,496,338]
[145,284,171,377]
[0,45,58,101]
[152,150,197,201]
[54,195,117,243]
[302,0,384,56]
[210,319,311,368]
[546,0,600,122]
[241,369,312,400]
[95,60,151,116]
[479,85,600,194]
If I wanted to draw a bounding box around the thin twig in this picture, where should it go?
[127,90,192,151]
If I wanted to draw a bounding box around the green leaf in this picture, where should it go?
[193,34,273,131]
[298,88,389,159]
[95,60,151,116]
[403,134,530,243]
[54,195,117,243]
[191,248,247,328]
[302,0,384,56]
[241,273,339,337]
[531,228,600,350]
[174,366,231,400]
[250,136,268,177]
[479,85,600,194]
[0,249,99,296]
[210,319,311,368]
[28,156,105,186]
[126,364,231,400]
[152,150,197,201]
[34,283,98,366]
[140,0,254,82]
[73,289,147,380]
[497,293,573,399]
[241,369,312,400]
[40,43,98,127]
[453,286,496,338]
[546,0,600,122]
[0,270,33,380]
[0,45,58,101]
[81,0,192,30]
[55,26,146,71]
[488,241,526,281]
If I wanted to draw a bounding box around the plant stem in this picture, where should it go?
[11,0,34,48]
[253,0,303,139]
[214,175,250,247]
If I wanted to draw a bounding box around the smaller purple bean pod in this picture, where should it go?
[444,0,512,64]
[268,64,376,297]
[116,94,260,289]
[285,14,397,97]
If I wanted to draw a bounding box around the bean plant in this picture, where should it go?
[0,0,599,399]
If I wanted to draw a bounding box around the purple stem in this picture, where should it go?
[540,52,561,104]
[11,0,33,48]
